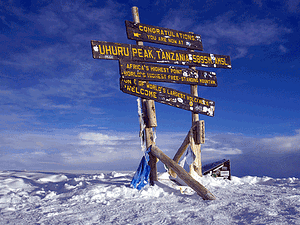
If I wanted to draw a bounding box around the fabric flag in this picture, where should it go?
[179,145,196,167]
[130,147,151,190]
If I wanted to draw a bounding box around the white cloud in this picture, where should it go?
[0,129,300,176]
[79,132,126,146]
[286,0,300,13]
[235,47,248,59]
[156,10,292,59]
[0,0,125,78]
[260,129,300,153]
[1,44,74,72]
[160,15,194,32]
[252,0,263,7]
[0,130,142,169]
[196,14,291,46]
[37,10,69,35]
[0,2,123,123]
[192,13,292,58]
[279,44,288,53]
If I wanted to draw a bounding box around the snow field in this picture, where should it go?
[0,170,299,224]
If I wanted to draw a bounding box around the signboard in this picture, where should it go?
[91,40,231,69]
[120,78,215,117]
[119,60,217,87]
[125,20,203,50]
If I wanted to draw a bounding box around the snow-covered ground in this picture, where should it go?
[0,170,299,224]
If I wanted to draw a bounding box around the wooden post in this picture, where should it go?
[190,84,202,177]
[169,129,191,178]
[132,6,158,185]
[145,100,157,127]
[189,44,202,177]
[151,145,215,200]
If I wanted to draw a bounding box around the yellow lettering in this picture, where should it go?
[123,79,132,84]
[179,53,185,61]
[132,64,139,70]
[168,38,177,44]
[170,69,181,74]
[161,51,166,60]
[138,49,143,58]
[124,71,137,77]
[156,50,161,59]
[221,58,228,65]
[147,35,157,40]
[150,66,167,73]
[167,75,180,81]
[144,49,148,58]
[192,55,197,63]
[170,52,175,60]
[126,85,131,92]
[143,89,157,98]
[200,56,204,63]
[105,45,112,55]
[117,47,123,56]
[199,79,213,84]
[165,52,170,60]
[151,91,157,98]
[182,77,198,83]
[111,46,117,55]
[148,50,153,58]
[132,48,138,57]
[99,45,105,54]
[124,47,129,56]
[206,56,212,64]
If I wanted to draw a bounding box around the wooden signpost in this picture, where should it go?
[119,60,218,87]
[125,20,203,50]
[91,6,232,200]
[131,6,158,185]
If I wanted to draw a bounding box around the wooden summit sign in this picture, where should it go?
[89,6,227,200]
[125,20,203,50]
[91,40,231,69]
[120,78,215,117]
[119,60,217,87]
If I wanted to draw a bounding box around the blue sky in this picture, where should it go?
[1,0,300,178]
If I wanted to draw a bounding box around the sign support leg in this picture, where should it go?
[132,6,158,185]
[169,129,190,178]
[190,82,202,176]
[151,145,215,200]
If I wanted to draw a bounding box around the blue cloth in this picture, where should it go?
[130,147,151,190]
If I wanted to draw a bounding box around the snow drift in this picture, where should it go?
[0,170,299,224]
